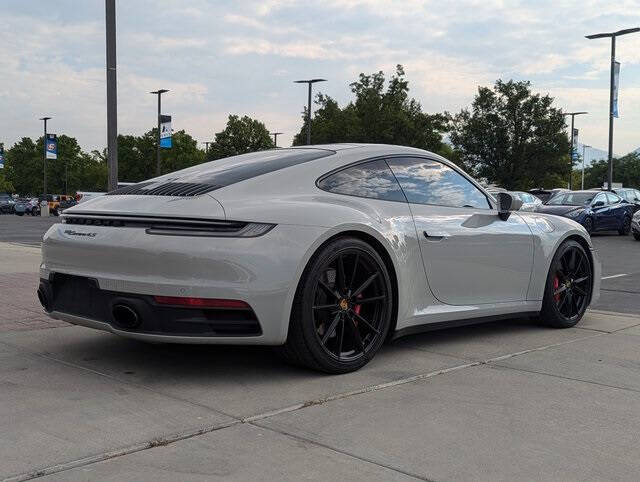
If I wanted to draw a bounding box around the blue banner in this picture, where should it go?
[0,146,4,169]
[160,115,172,149]
[613,62,620,118]
[46,134,58,160]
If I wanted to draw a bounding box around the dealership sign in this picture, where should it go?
[160,115,172,149]
[0,146,4,169]
[46,134,58,159]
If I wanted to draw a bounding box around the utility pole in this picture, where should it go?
[40,116,51,195]
[150,89,169,176]
[586,27,640,191]
[562,111,587,190]
[581,144,591,190]
[270,132,283,148]
[294,79,326,145]
[105,0,118,191]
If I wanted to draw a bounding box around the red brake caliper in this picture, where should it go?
[553,275,560,302]
[353,294,362,324]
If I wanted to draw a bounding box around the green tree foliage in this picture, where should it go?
[206,115,274,161]
[292,65,448,154]
[5,136,107,195]
[582,152,640,189]
[449,80,570,190]
[118,129,206,182]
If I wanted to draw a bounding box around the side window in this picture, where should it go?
[386,157,491,209]
[317,159,406,202]
[593,193,606,205]
[606,193,620,204]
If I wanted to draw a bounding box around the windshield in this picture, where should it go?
[547,192,594,206]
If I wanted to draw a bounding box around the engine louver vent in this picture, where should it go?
[107,182,218,197]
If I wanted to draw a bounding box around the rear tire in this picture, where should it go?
[619,216,631,236]
[539,240,592,328]
[633,232,640,241]
[277,237,394,373]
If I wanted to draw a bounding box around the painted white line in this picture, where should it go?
[602,273,628,280]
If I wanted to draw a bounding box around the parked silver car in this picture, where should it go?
[39,144,600,373]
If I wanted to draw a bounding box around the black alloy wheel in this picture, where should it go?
[619,216,631,236]
[279,237,393,373]
[540,240,592,328]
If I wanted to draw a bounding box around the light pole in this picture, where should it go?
[294,79,326,145]
[40,116,51,195]
[562,111,587,190]
[581,144,591,190]
[203,141,211,153]
[270,132,283,148]
[150,89,169,176]
[105,0,118,191]
[586,27,640,191]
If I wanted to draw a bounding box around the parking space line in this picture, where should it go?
[601,273,628,280]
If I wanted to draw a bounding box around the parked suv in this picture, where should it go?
[0,193,15,214]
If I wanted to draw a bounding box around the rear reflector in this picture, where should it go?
[153,296,251,309]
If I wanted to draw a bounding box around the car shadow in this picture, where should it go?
[51,316,548,381]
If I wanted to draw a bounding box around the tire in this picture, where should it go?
[582,217,593,235]
[277,237,394,373]
[619,216,631,236]
[633,232,640,241]
[16,212,24,216]
[539,240,592,328]
[32,207,38,216]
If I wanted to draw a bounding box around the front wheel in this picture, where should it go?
[278,237,394,373]
[582,217,593,235]
[539,240,592,328]
[619,216,631,236]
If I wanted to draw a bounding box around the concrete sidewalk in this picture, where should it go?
[1,243,640,481]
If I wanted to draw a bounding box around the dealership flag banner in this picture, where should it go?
[572,128,579,160]
[160,115,172,149]
[46,134,58,159]
[0,146,4,169]
[613,61,620,118]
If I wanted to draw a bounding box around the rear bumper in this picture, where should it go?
[40,222,327,344]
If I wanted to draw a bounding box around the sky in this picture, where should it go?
[1,0,640,159]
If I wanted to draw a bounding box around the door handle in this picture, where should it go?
[423,230,447,241]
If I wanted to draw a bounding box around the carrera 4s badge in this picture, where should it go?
[64,229,97,238]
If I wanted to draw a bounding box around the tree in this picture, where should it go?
[118,129,206,182]
[292,65,448,154]
[449,80,570,190]
[582,152,640,189]
[207,115,274,161]
[5,137,41,195]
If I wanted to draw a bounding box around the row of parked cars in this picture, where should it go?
[492,187,640,240]
[0,193,79,216]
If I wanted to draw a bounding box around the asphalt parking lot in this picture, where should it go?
[1,214,640,480]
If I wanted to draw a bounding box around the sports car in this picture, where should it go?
[534,190,634,235]
[38,144,601,373]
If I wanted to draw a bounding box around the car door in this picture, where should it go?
[605,192,625,229]
[590,193,609,230]
[386,157,534,306]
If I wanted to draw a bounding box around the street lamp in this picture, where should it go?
[294,79,326,145]
[581,144,591,190]
[270,132,283,148]
[150,89,169,176]
[586,27,640,191]
[562,111,588,190]
[39,116,51,196]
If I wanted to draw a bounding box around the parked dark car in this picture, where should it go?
[0,193,15,214]
[528,188,568,203]
[534,190,634,235]
[612,188,640,214]
[58,198,78,214]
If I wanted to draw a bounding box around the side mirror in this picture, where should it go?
[593,200,604,208]
[496,192,522,220]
